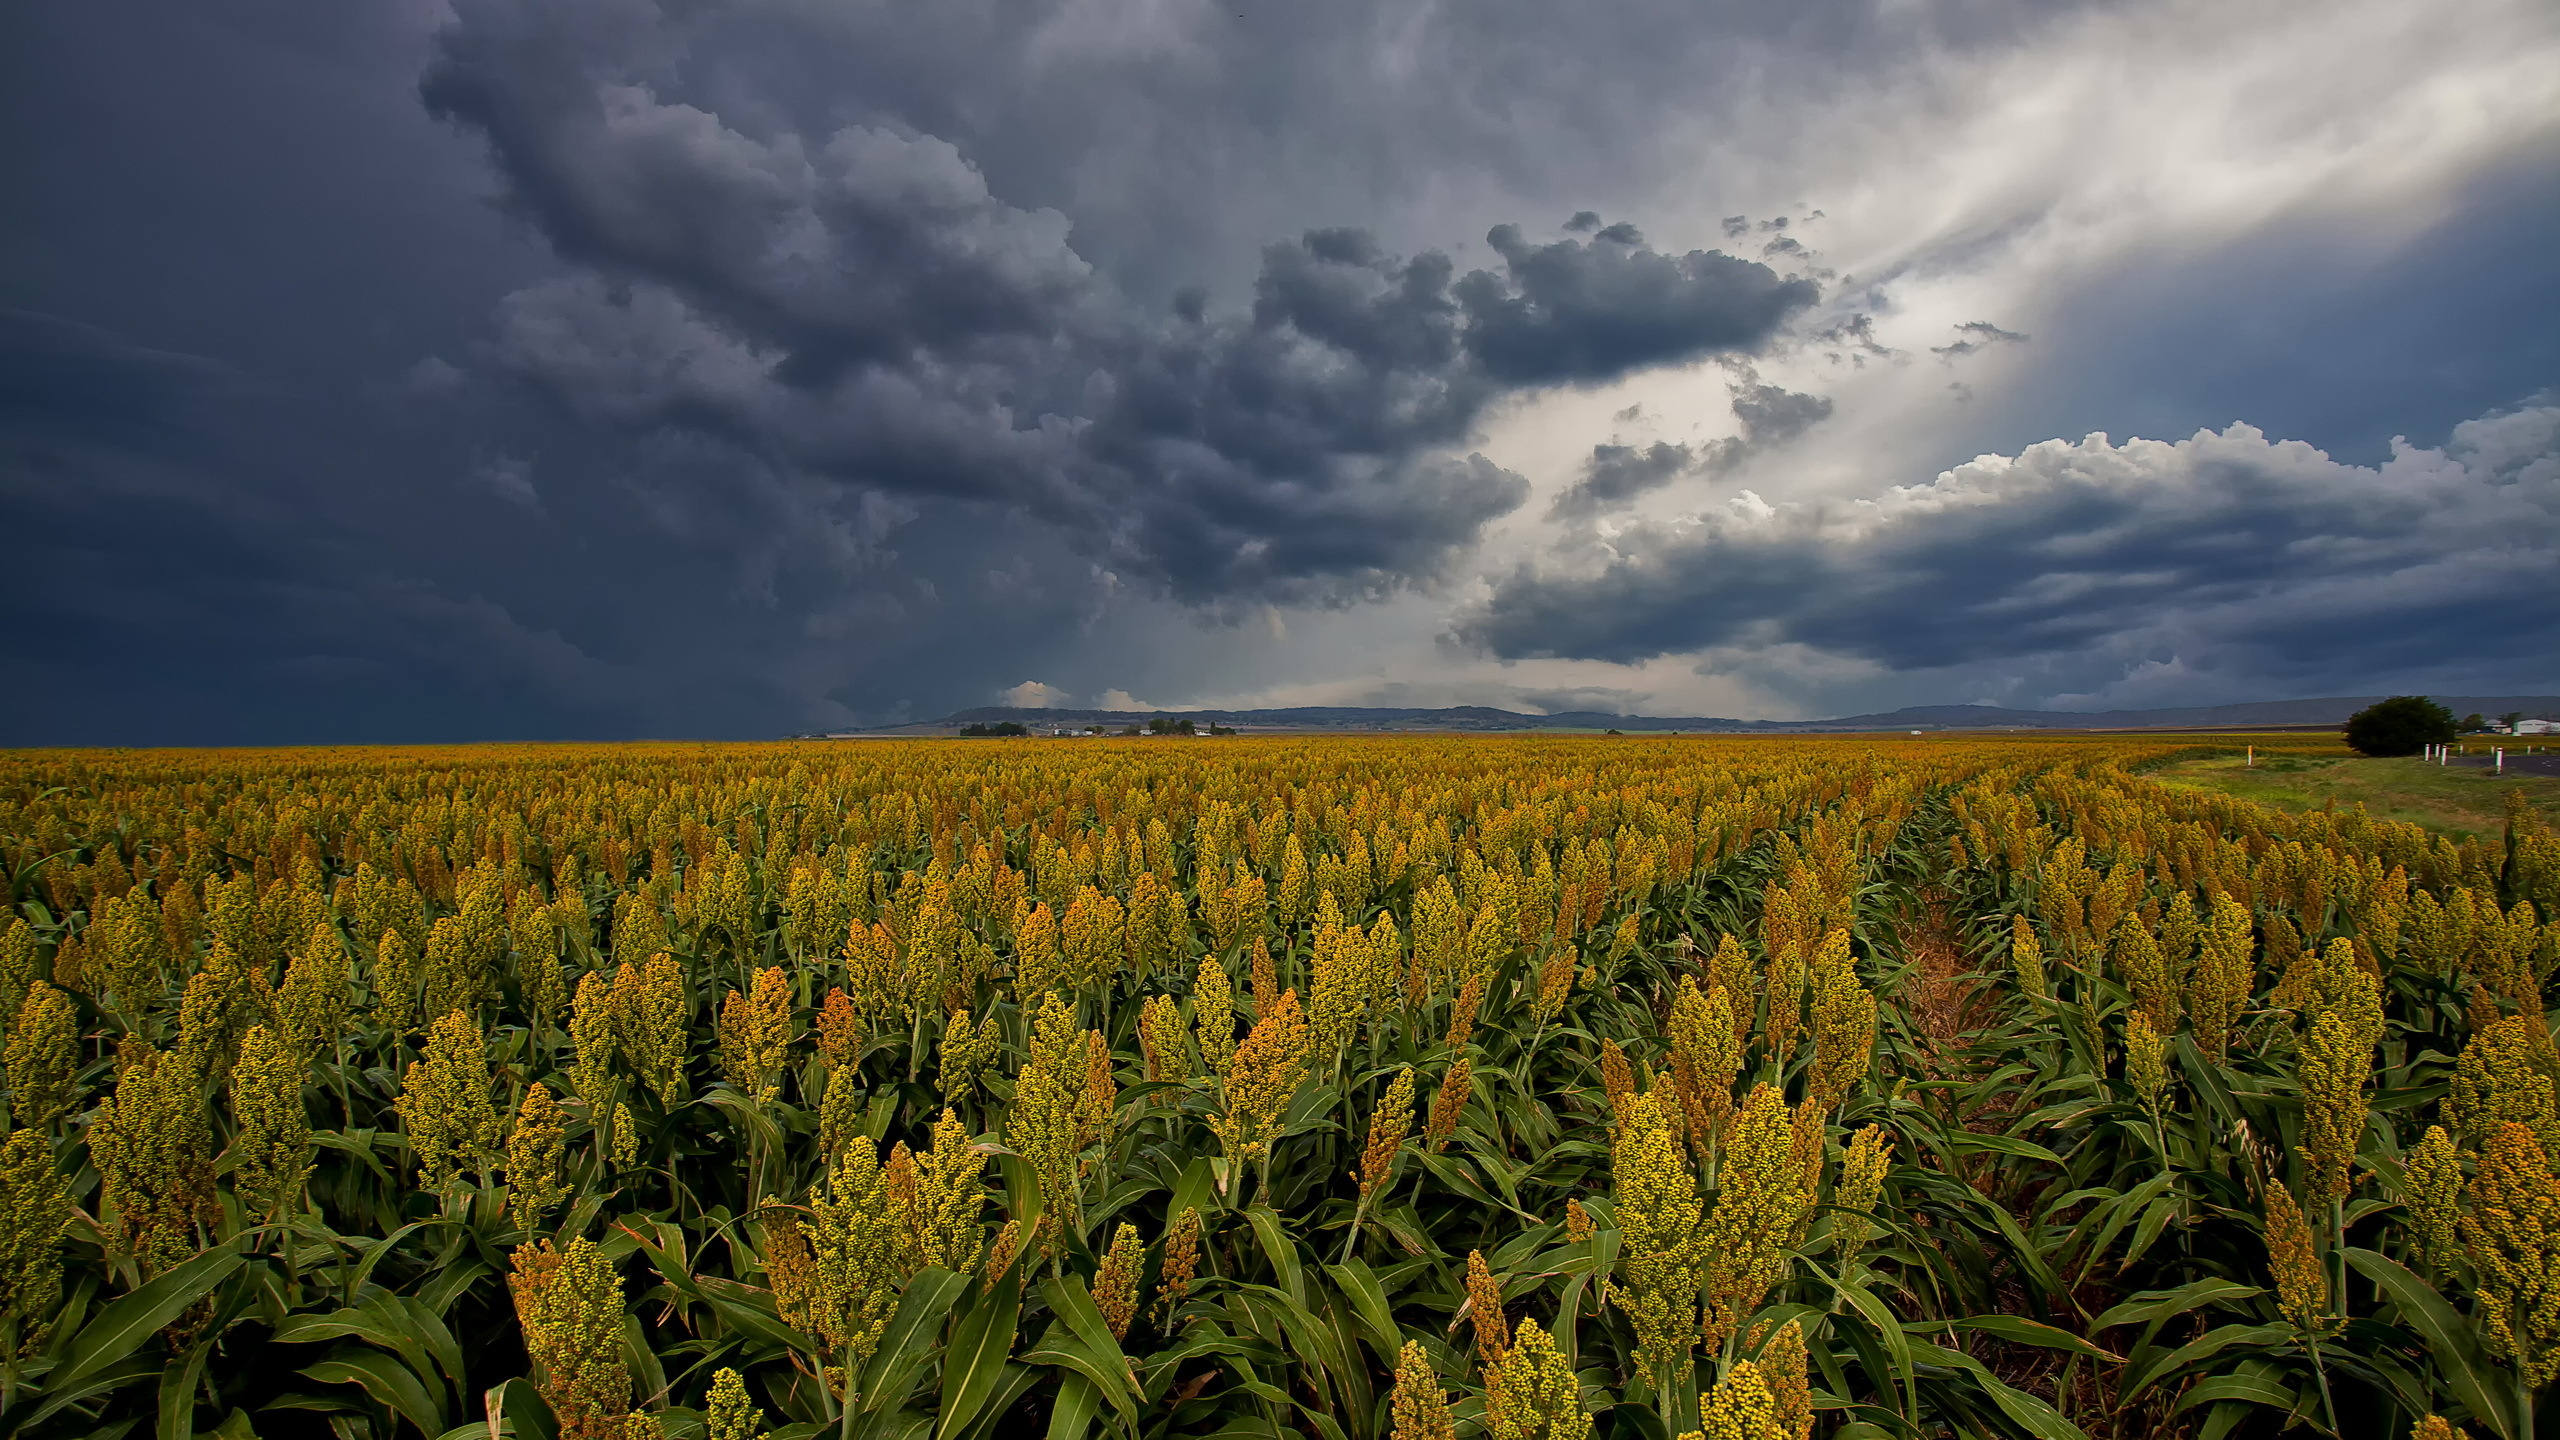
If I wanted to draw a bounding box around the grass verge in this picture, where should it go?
[2147,751,2560,839]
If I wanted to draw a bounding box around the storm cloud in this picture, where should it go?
[1462,400,2560,697]
[423,0,1816,602]
[1548,373,1834,517]
[5,0,2556,741]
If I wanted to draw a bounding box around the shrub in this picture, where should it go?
[2344,695,2457,756]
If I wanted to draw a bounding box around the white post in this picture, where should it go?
[2246,746,2253,768]
[2495,748,2503,774]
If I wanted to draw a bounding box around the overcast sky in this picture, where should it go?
[5,0,2556,742]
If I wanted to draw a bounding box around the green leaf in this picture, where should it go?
[937,1273,1021,1440]
[1019,1339,1138,1431]
[2347,1247,2519,1440]
[2116,1324,2293,1403]
[1037,1277,1131,1379]
[2089,1279,2260,1334]
[157,1337,213,1440]
[1318,1261,1402,1367]
[301,1349,448,1439]
[489,1378,560,1440]
[2174,1373,2300,1414]
[1829,1277,1915,1423]
[1043,1373,1101,1440]
[857,1269,970,1415]
[1903,1339,2091,1440]
[53,1245,248,1397]
[1945,1132,2067,1167]
[1915,1315,2121,1363]
[1243,1207,1305,1306]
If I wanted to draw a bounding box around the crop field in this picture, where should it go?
[0,734,2555,1440]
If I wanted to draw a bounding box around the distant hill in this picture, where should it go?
[831,695,2560,736]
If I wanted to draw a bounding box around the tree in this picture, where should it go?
[2460,714,2486,733]
[2344,696,2457,757]
[2503,711,2527,732]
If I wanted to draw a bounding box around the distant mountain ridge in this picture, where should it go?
[873,695,2560,734]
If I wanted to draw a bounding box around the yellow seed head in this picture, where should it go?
[2295,939,2382,1208]
[716,967,794,1106]
[1755,1320,1813,1440]
[2401,1123,2462,1274]
[705,1367,768,1440]
[909,1107,987,1275]
[373,929,421,1035]
[2125,1012,2170,1114]
[1564,1198,1594,1245]
[396,1010,502,1194]
[1483,1317,1588,1440]
[226,1023,312,1221]
[5,983,79,1129]
[2263,1181,2337,1337]
[89,1044,216,1273]
[1702,1083,1809,1353]
[2187,893,2254,1062]
[569,969,618,1107]
[609,1101,640,1168]
[2113,915,2179,1032]
[938,1006,999,1102]
[612,954,689,1106]
[1833,1123,1893,1264]
[981,1217,1024,1289]
[1213,989,1309,1167]
[1695,1358,1786,1440]
[1153,1206,1200,1325]
[1444,968,1487,1049]
[0,1128,69,1353]
[1466,1248,1509,1369]
[1193,955,1237,1073]
[802,1142,900,1372]
[1138,994,1191,1084]
[277,922,353,1060]
[2450,1013,2560,1159]
[2007,915,2047,1000]
[1388,1339,1456,1440]
[1425,1054,1472,1154]
[510,1235,636,1440]
[1610,1088,1704,1375]
[1093,1221,1144,1341]
[1361,1067,1416,1199]
[506,1082,571,1231]
[2459,1121,2560,1387]
[1006,992,1091,1242]
[1807,929,1877,1112]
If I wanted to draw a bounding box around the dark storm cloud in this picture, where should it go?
[0,310,239,452]
[1729,379,1834,446]
[1462,401,2560,692]
[1932,320,2029,359]
[12,0,2555,745]
[1548,373,1833,516]
[423,0,1816,602]
[1455,224,1816,386]
[1550,441,1704,518]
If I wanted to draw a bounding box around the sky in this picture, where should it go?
[4,0,2557,743]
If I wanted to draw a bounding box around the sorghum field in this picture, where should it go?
[1,736,2555,1440]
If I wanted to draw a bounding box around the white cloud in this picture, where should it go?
[1000,680,1069,708]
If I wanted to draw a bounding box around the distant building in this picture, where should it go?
[2515,718,2559,735]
